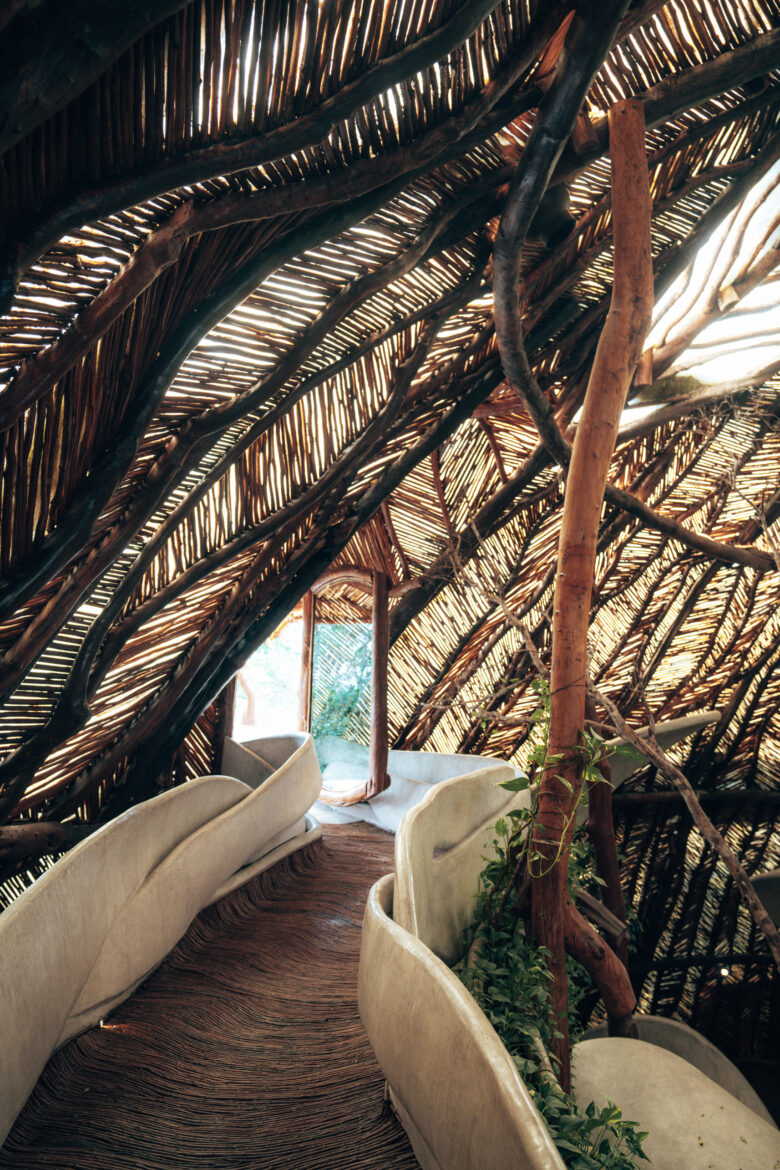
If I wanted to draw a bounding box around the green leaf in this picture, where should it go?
[499,773,531,792]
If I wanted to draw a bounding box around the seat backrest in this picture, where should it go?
[0,775,247,1144]
[0,732,322,1145]
[393,763,530,964]
[225,732,311,780]
[387,747,504,785]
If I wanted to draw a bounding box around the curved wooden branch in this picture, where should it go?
[0,169,432,628]
[0,149,500,435]
[0,2,568,312]
[589,680,780,975]
[0,253,489,704]
[0,305,450,808]
[0,819,92,864]
[603,482,776,571]
[552,30,780,188]
[563,898,637,1030]
[492,0,620,466]
[32,360,502,822]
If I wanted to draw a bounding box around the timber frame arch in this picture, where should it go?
[1,0,780,1094]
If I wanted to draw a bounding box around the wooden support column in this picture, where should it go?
[367,571,390,797]
[530,98,653,1089]
[297,591,315,732]
[584,698,630,970]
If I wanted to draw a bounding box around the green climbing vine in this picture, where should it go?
[453,686,649,1168]
[455,829,648,1168]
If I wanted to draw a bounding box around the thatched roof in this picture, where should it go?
[1,0,780,1085]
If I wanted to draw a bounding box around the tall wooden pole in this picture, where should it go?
[297,591,315,732]
[530,99,654,1089]
[368,571,390,797]
[585,695,630,969]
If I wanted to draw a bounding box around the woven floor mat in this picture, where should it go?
[1,822,419,1169]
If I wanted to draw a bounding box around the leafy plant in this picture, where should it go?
[455,854,648,1168]
[311,622,372,741]
[453,688,649,1168]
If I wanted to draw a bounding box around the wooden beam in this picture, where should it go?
[217,677,236,763]
[298,592,315,733]
[0,171,426,633]
[0,0,189,155]
[0,1,564,311]
[591,680,780,974]
[312,567,421,600]
[0,820,92,863]
[613,788,780,807]
[312,568,375,596]
[367,572,390,798]
[0,163,493,435]
[29,357,501,826]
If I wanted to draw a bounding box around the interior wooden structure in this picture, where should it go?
[2,0,780,1152]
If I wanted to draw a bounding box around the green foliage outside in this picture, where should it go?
[311,622,372,743]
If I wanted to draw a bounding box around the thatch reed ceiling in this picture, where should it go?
[1,0,780,1076]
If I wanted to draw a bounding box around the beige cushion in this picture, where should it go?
[573,1037,780,1169]
[359,875,565,1170]
[0,733,322,1145]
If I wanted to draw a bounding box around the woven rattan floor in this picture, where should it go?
[0,823,418,1169]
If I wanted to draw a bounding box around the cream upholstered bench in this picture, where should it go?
[359,765,779,1170]
[0,733,321,1144]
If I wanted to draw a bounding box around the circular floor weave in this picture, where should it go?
[1,823,418,1169]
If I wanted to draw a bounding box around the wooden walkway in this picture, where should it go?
[1,824,419,1169]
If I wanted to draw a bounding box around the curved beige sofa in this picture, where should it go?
[360,764,565,1170]
[359,764,779,1170]
[0,733,321,1145]
[317,736,508,832]
[319,713,720,834]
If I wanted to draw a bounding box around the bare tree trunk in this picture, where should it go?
[530,99,653,1088]
[585,698,630,971]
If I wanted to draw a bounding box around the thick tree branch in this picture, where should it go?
[527,97,652,1082]
[553,31,780,187]
[34,361,503,822]
[0,241,490,704]
[0,2,567,313]
[0,303,457,809]
[0,170,441,628]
